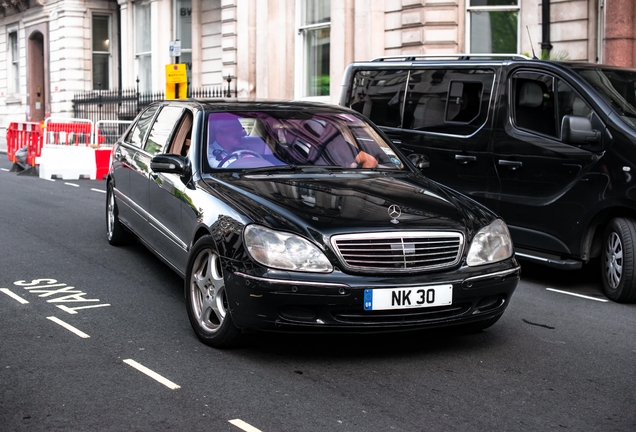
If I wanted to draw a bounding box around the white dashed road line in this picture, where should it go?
[229,419,263,432]
[91,188,106,193]
[47,316,91,338]
[64,182,80,187]
[123,359,181,390]
[1,168,9,172]
[546,288,609,302]
[1,288,29,304]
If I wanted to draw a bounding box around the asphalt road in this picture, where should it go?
[1,157,635,432]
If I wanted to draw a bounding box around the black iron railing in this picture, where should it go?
[72,76,238,124]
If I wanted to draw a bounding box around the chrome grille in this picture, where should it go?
[331,231,463,272]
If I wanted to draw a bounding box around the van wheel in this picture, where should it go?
[601,218,636,303]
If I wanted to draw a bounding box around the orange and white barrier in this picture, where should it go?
[6,117,130,180]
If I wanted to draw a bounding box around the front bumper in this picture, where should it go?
[225,263,520,333]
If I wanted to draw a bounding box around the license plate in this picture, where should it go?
[363,285,453,311]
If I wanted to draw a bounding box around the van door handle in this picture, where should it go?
[455,154,476,164]
[498,159,523,170]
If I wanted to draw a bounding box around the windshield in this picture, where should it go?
[204,110,406,171]
[574,66,636,129]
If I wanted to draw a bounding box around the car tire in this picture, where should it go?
[601,218,636,303]
[185,236,244,348]
[106,182,135,246]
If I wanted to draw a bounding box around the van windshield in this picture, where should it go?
[574,67,636,129]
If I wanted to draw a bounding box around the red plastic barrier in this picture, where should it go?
[45,122,93,146]
[5,122,43,166]
[94,148,113,180]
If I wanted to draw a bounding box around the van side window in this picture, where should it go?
[348,69,409,128]
[513,73,557,137]
[403,69,494,135]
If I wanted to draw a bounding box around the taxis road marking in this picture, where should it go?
[546,288,609,302]
[47,316,90,338]
[123,359,181,390]
[229,419,263,432]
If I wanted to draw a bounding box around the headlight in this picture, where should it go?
[466,219,514,266]
[244,225,333,273]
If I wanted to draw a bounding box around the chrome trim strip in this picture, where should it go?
[234,272,349,288]
[463,266,520,284]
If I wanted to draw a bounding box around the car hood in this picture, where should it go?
[202,171,495,240]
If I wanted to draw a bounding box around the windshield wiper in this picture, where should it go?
[247,164,343,173]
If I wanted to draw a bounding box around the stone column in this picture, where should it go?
[603,0,636,67]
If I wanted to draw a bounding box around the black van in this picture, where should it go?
[340,54,636,302]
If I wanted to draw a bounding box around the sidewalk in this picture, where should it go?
[0,128,6,155]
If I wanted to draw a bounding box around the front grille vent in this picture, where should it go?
[331,231,463,273]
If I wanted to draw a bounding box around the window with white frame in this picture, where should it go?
[467,0,519,54]
[297,0,330,98]
[175,0,192,85]
[9,31,19,94]
[135,1,152,93]
[92,15,111,90]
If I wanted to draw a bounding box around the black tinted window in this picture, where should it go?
[403,69,494,135]
[348,69,409,128]
[512,72,557,137]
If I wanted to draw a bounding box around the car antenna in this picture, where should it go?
[526,26,539,59]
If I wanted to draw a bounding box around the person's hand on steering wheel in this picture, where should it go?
[218,149,263,167]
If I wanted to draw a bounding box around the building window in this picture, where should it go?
[135,2,152,93]
[9,31,19,94]
[175,0,192,84]
[467,0,519,54]
[92,15,111,90]
[297,0,330,98]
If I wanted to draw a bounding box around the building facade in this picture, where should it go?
[1,0,635,130]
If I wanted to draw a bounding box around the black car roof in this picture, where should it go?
[152,99,347,111]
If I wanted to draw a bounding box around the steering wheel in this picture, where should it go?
[218,149,263,167]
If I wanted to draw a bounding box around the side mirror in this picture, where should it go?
[151,153,189,175]
[561,115,600,145]
[408,153,430,170]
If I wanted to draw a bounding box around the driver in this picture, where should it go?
[208,113,249,168]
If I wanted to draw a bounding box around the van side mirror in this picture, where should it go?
[408,153,430,169]
[561,115,600,145]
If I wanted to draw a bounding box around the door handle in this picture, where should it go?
[455,154,477,164]
[498,159,523,170]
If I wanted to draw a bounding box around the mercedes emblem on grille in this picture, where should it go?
[388,204,402,224]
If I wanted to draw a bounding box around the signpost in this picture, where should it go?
[165,64,187,99]
[167,40,186,99]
